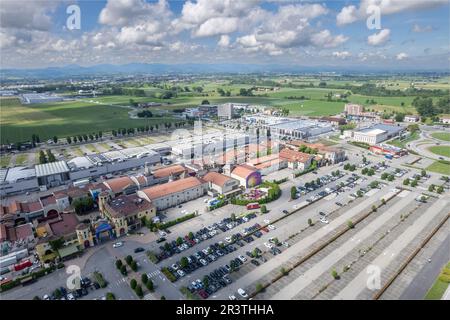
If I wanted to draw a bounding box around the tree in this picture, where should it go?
[130,260,138,272]
[201,99,210,105]
[135,285,143,298]
[411,180,418,187]
[290,186,297,200]
[54,288,62,299]
[176,237,183,246]
[38,150,47,164]
[381,198,386,205]
[66,137,72,144]
[437,186,444,194]
[260,205,267,214]
[120,265,127,275]
[331,269,339,280]
[230,213,236,221]
[372,205,377,212]
[161,296,166,300]
[421,170,427,177]
[280,267,289,276]
[106,292,115,300]
[347,220,354,229]
[428,184,435,192]
[188,232,194,240]
[115,259,123,269]
[395,113,405,122]
[141,273,149,284]
[130,279,137,290]
[180,257,189,268]
[308,218,313,226]
[403,178,410,186]
[46,149,56,162]
[53,136,58,144]
[255,283,264,293]
[146,279,154,292]
[125,255,133,265]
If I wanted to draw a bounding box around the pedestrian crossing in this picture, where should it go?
[147,270,161,279]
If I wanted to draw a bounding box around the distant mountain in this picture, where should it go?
[0,63,445,79]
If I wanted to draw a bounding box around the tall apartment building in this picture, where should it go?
[344,103,364,116]
[218,103,234,120]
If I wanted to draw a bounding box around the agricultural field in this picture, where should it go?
[0,97,176,144]
[431,132,450,142]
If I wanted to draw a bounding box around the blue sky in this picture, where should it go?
[0,0,449,69]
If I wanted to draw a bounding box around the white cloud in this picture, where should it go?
[336,5,359,26]
[396,52,408,60]
[333,51,352,58]
[412,23,433,33]
[337,0,447,26]
[218,35,230,47]
[311,30,349,48]
[368,28,390,46]
[194,17,239,37]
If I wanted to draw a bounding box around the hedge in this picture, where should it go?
[93,271,107,288]
[158,213,196,230]
[0,265,57,292]
[231,182,281,206]
[161,267,177,282]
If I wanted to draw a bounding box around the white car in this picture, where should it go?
[225,237,232,243]
[112,241,123,248]
[268,224,276,230]
[263,219,270,224]
[171,263,179,270]
[200,259,208,266]
[264,242,273,249]
[238,288,248,298]
[320,217,329,224]
[159,231,167,237]
[67,293,75,300]
[238,255,247,262]
[177,270,185,277]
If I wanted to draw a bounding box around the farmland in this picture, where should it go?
[0,98,175,144]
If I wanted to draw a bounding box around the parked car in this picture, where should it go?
[134,247,145,253]
[112,241,123,248]
[238,288,248,298]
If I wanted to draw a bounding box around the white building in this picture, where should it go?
[218,103,234,120]
[202,172,240,197]
[404,115,420,123]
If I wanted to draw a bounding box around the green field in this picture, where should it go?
[425,262,450,300]
[426,160,450,175]
[0,98,176,143]
[0,155,11,168]
[431,132,450,142]
[428,146,450,158]
[15,154,28,165]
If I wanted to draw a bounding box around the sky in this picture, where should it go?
[0,0,449,70]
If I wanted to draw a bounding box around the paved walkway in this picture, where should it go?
[333,195,449,300]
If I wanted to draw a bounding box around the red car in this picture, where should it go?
[198,289,209,299]
[261,227,269,233]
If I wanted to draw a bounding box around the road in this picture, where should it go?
[400,233,450,300]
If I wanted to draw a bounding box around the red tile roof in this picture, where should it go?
[231,164,257,179]
[103,176,137,194]
[279,148,313,163]
[152,164,187,179]
[48,213,79,237]
[203,172,234,187]
[139,177,205,200]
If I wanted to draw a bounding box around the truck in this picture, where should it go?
[14,259,32,272]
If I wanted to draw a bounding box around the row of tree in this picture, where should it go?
[38,149,56,164]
